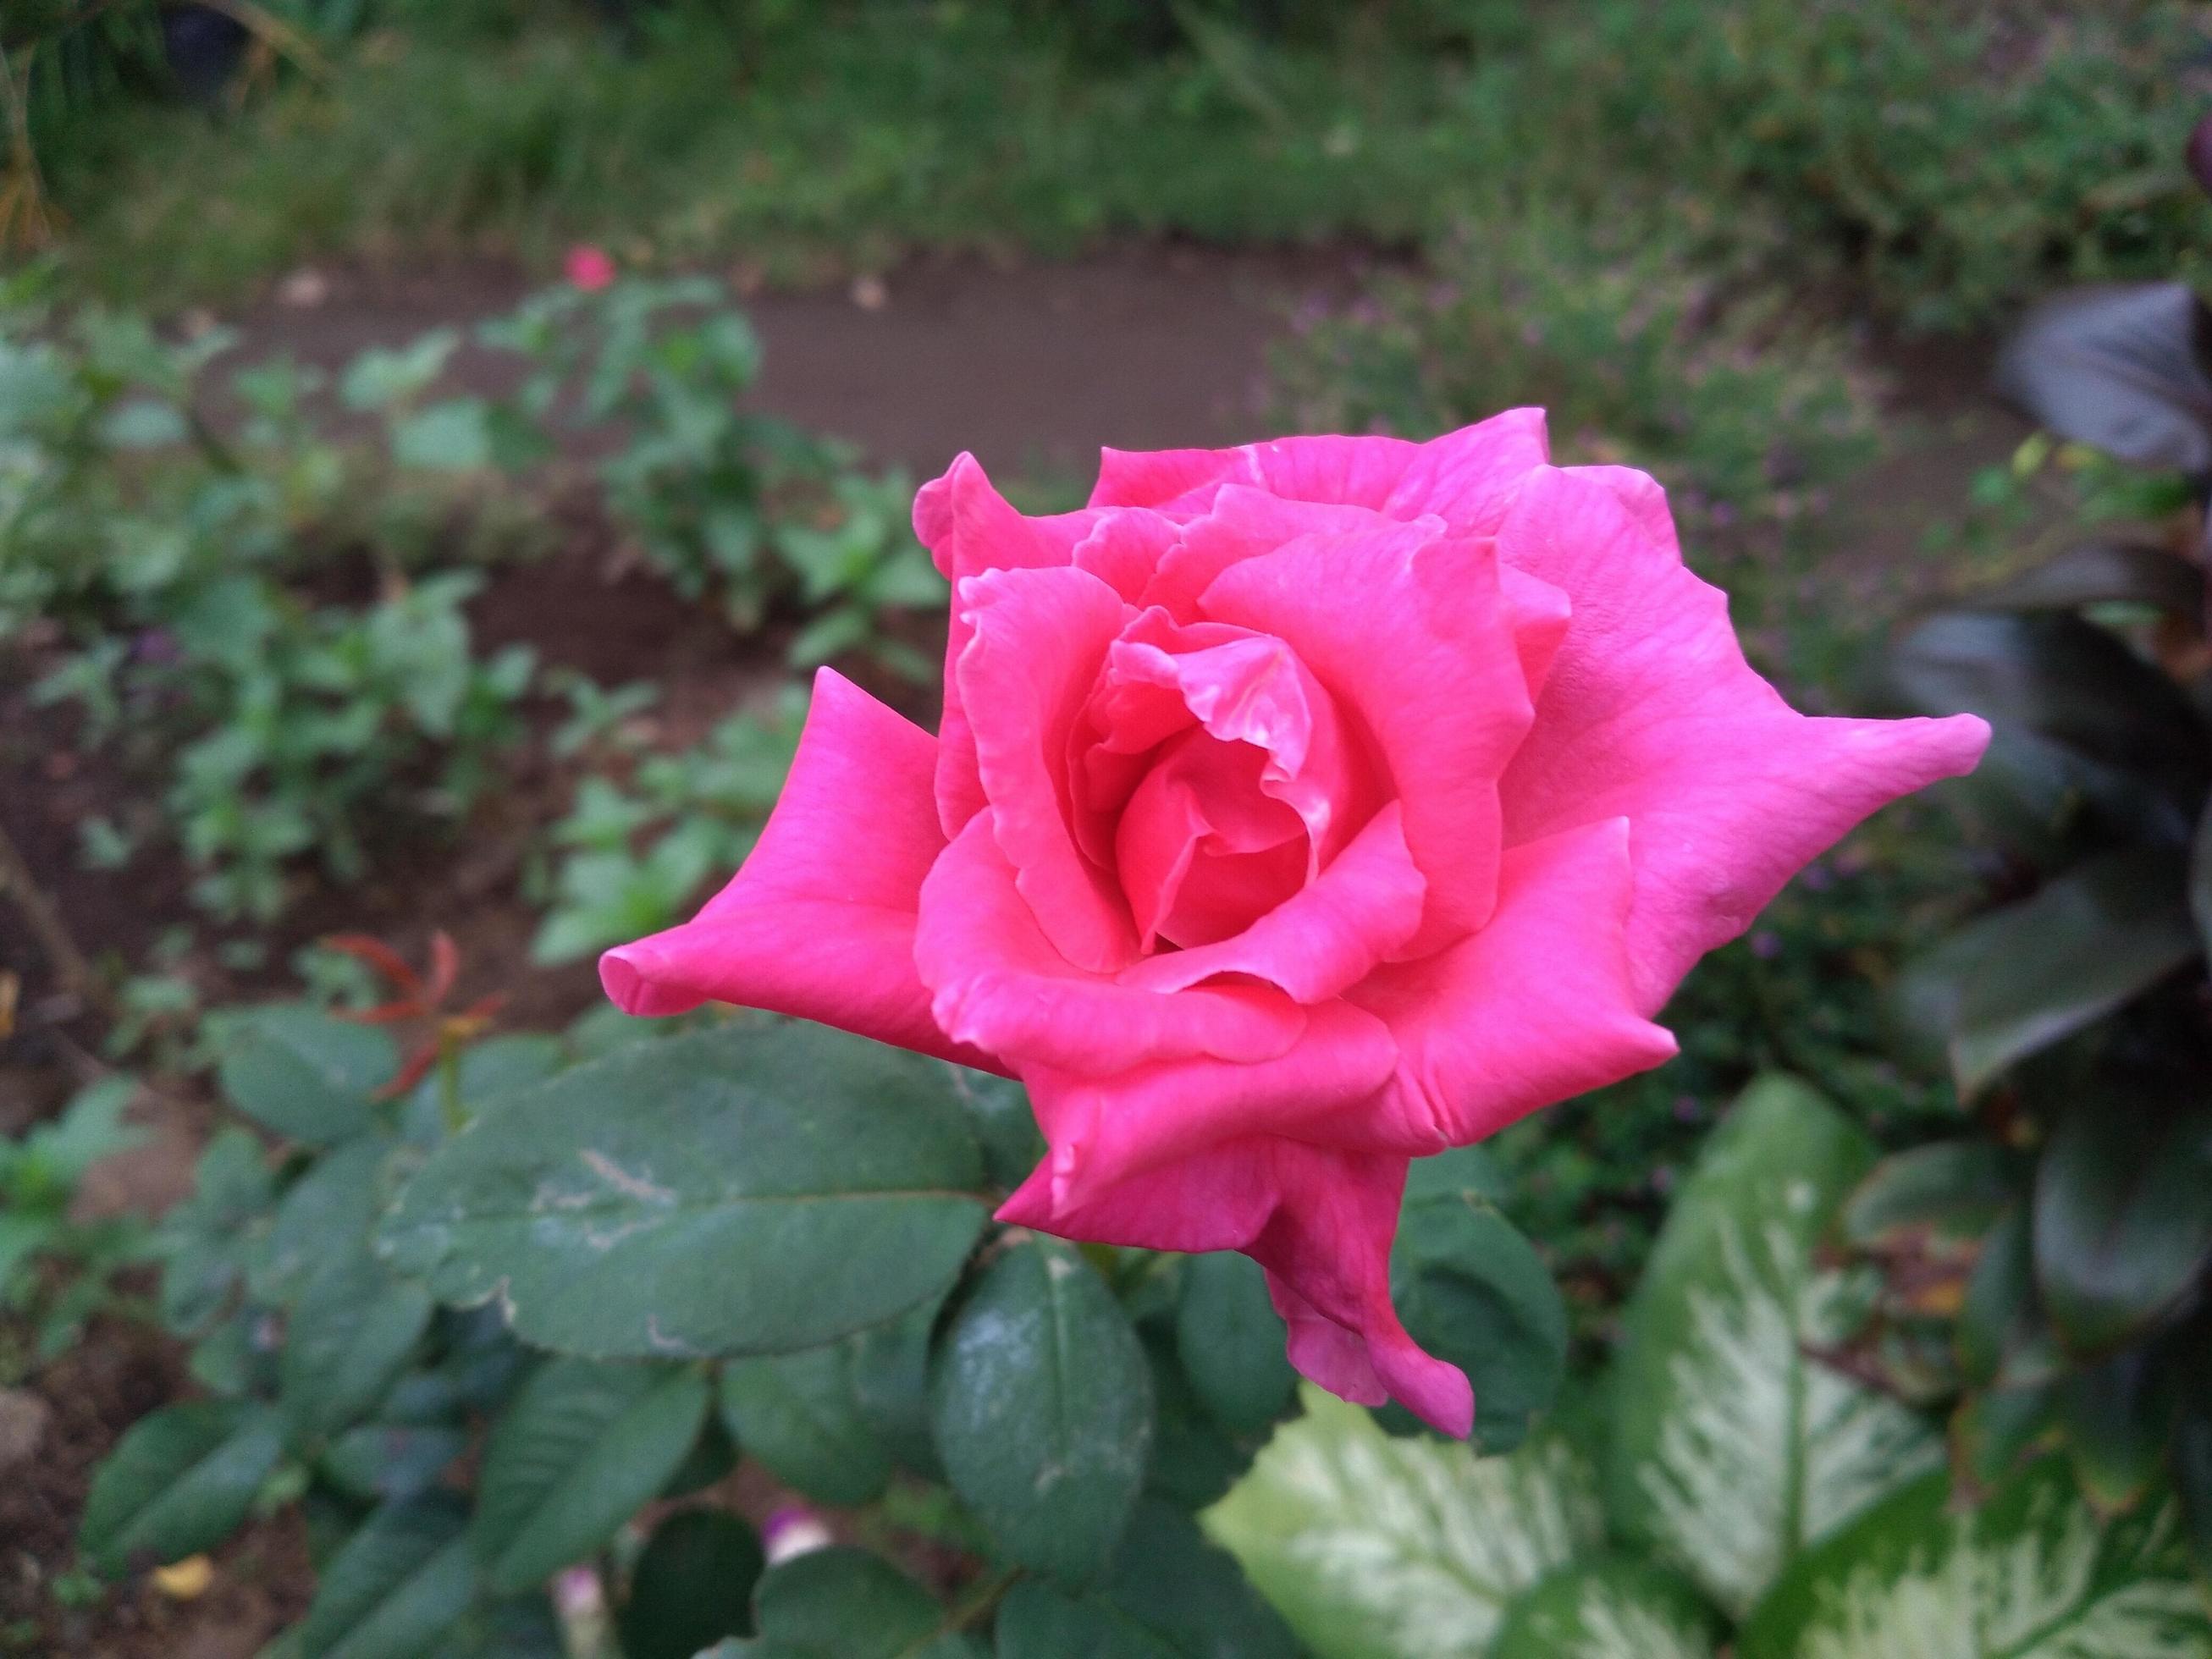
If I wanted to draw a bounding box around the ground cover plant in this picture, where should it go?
[0,265,938,938]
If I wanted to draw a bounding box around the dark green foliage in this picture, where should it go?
[1859,264,2212,1594]
[86,994,1433,1653]
[618,1510,764,1659]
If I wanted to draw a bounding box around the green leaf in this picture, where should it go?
[472,1359,709,1594]
[1204,1386,1602,1659]
[25,1077,144,1188]
[2057,1351,2171,1516]
[1489,1557,1721,1659]
[1957,1206,2066,1392]
[249,1134,393,1306]
[1174,1253,1295,1439]
[216,1005,395,1146]
[1973,540,2206,618]
[617,1509,764,1659]
[931,1237,1153,1584]
[80,1400,287,1576]
[298,1496,478,1659]
[319,1425,467,1502]
[393,397,494,471]
[1842,1141,2016,1256]
[1739,1460,2212,1658]
[1605,1076,1940,1619]
[720,1344,894,1506]
[753,1546,974,1658]
[1896,848,2201,1097]
[1142,1329,1262,1512]
[848,1292,948,1476]
[945,1068,1045,1193]
[2033,1087,2212,1354]
[378,1024,990,1359]
[1950,1382,2061,1491]
[2176,1405,2212,1606]
[279,1247,434,1440]
[995,1498,1296,1659]
[399,1035,566,1147]
[157,1127,277,1335]
[1994,283,2212,473]
[1377,1173,1568,1454]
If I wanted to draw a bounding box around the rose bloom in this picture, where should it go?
[565,245,617,292]
[602,412,1988,1435]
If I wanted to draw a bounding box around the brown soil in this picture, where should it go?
[0,1315,312,1659]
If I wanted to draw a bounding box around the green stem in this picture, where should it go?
[438,1029,466,1137]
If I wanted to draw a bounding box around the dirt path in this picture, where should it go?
[213,242,1382,481]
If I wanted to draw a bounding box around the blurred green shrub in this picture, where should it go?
[0,1078,152,1368]
[528,686,806,965]
[36,1,2210,328]
[0,270,940,929]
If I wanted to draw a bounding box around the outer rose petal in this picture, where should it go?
[1201,516,1534,951]
[957,565,1139,972]
[913,453,1099,836]
[1495,467,1993,1011]
[1022,995,1398,1206]
[599,670,995,1071]
[1380,405,1551,532]
[1085,410,1548,536]
[1349,818,1680,1149]
[998,1138,1470,1436]
[914,813,1305,1074]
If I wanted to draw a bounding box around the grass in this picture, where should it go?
[26,1,2212,327]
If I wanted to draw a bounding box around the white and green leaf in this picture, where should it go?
[1606,1076,1941,1619]
[1740,1460,2212,1659]
[1489,1557,1721,1659]
[1203,1386,1603,1659]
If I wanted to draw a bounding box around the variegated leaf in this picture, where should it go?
[1489,1557,1721,1659]
[1202,1386,1602,1659]
[1740,1460,2212,1658]
[1607,1076,1942,1618]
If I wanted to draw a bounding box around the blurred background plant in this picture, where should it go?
[0,1077,151,1370]
[1847,264,2212,1576]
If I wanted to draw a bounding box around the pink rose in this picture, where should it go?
[565,245,617,292]
[600,412,1988,1436]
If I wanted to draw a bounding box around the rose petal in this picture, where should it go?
[1121,802,1425,1003]
[1495,467,1992,1011]
[1200,515,1534,952]
[1070,507,1183,603]
[997,1136,1470,1436]
[1022,995,1398,1204]
[914,813,1306,1074]
[1142,485,1386,619]
[956,565,1139,973]
[599,670,995,1070]
[1381,406,1551,532]
[1349,818,1680,1149]
[913,453,1098,837]
[1113,734,1306,949]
